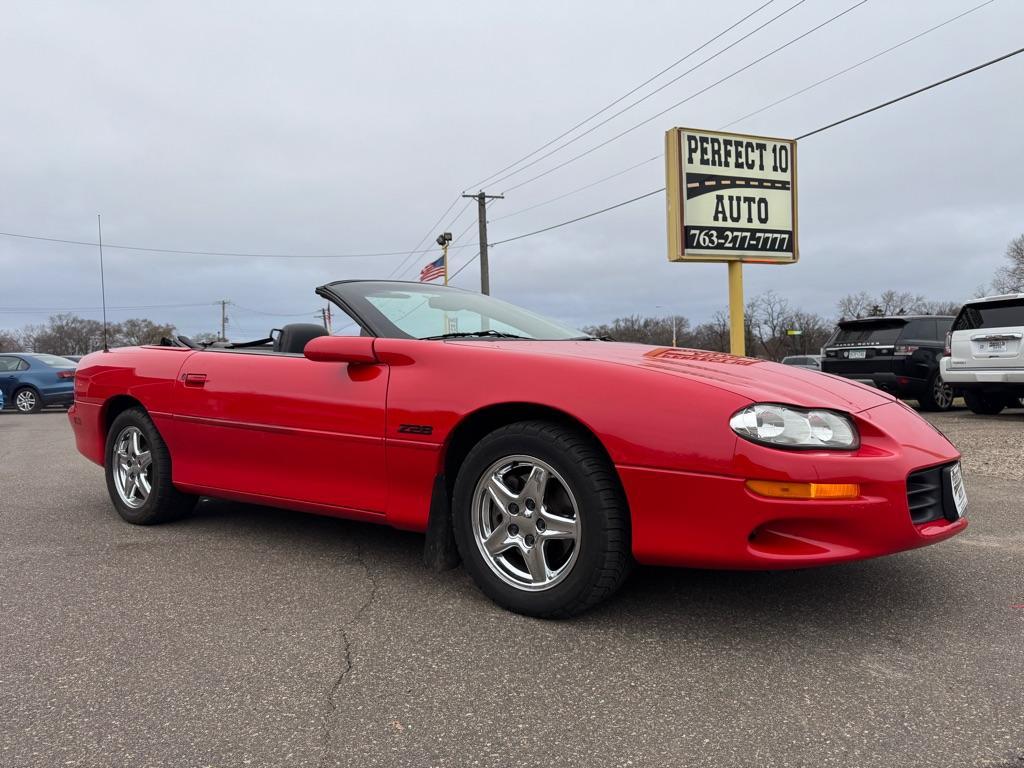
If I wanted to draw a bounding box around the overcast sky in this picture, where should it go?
[1,0,1022,338]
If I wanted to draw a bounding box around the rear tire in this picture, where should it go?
[104,407,197,524]
[963,390,1005,416]
[452,420,630,619]
[13,387,42,414]
[918,372,955,412]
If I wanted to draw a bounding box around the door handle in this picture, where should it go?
[183,373,207,388]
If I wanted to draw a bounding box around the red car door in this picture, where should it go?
[169,349,388,516]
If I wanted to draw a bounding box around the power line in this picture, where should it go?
[0,301,217,314]
[448,251,482,282]
[386,196,464,278]
[721,0,996,129]
[396,199,497,281]
[490,189,665,247]
[484,0,811,190]
[501,0,869,195]
[465,0,778,191]
[485,45,1024,250]
[230,304,321,317]
[394,198,479,280]
[487,0,993,225]
[0,228,476,259]
[490,154,662,222]
[796,43,1024,140]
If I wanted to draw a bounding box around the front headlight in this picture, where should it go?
[729,404,859,450]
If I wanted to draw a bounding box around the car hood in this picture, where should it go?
[470,340,894,413]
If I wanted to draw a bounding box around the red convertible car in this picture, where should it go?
[69,280,968,617]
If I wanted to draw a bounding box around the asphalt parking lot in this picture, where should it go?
[1,409,1022,768]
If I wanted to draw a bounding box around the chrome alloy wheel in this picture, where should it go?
[471,455,581,592]
[933,376,954,410]
[112,426,153,509]
[15,390,37,412]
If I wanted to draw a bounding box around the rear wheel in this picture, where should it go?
[963,390,1005,416]
[918,372,954,412]
[13,387,42,414]
[105,407,197,524]
[452,420,630,618]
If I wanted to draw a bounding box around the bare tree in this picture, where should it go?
[837,291,873,321]
[22,315,106,355]
[191,331,221,344]
[915,299,961,316]
[837,291,954,319]
[115,318,176,347]
[878,290,926,316]
[691,311,730,353]
[786,310,834,355]
[583,315,690,347]
[0,331,21,352]
[748,291,791,361]
[992,234,1024,293]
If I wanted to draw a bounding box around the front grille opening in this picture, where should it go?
[906,465,957,525]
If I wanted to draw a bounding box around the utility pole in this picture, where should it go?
[319,306,333,331]
[219,300,229,341]
[461,191,503,295]
[97,214,109,352]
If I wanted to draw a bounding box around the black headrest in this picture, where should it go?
[274,323,329,354]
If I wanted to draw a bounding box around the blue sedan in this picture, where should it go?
[0,353,77,413]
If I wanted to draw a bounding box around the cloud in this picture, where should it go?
[2,0,1022,338]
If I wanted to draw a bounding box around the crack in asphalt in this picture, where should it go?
[319,536,380,768]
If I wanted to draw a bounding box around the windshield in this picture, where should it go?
[324,281,584,341]
[831,320,906,345]
[954,299,1024,330]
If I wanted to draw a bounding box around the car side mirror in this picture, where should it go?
[303,336,378,364]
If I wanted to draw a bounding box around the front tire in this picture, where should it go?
[104,407,197,524]
[963,390,1005,416]
[13,387,42,413]
[452,420,630,618]
[918,372,955,412]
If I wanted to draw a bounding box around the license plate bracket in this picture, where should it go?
[978,341,1006,352]
[943,462,968,520]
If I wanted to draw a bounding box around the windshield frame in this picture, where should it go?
[316,280,584,341]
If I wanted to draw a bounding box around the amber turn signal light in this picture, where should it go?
[745,480,860,500]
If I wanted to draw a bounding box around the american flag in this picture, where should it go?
[419,255,446,283]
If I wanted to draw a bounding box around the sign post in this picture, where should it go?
[728,261,744,356]
[665,127,798,356]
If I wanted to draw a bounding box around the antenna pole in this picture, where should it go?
[98,214,109,352]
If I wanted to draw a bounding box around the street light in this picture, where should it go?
[655,305,678,348]
[436,232,452,286]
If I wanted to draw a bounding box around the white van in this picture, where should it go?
[940,294,1024,414]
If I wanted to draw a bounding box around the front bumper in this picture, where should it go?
[619,401,966,569]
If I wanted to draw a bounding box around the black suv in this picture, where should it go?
[821,315,955,411]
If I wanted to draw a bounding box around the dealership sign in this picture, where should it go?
[665,127,798,263]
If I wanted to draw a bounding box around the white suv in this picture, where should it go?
[940,293,1024,414]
